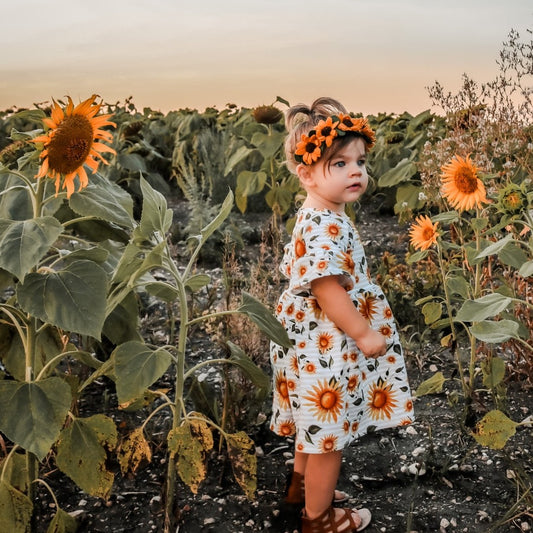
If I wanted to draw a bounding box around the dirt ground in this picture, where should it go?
[33,199,533,533]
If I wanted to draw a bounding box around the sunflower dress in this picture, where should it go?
[270,207,414,454]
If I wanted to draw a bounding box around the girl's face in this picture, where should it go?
[298,137,368,213]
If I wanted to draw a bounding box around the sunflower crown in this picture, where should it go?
[294,114,375,165]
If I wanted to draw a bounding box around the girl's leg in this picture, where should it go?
[304,450,342,518]
[294,450,309,475]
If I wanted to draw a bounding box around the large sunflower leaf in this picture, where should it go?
[0,217,63,281]
[17,260,107,339]
[69,172,134,229]
[0,378,71,460]
[113,341,172,403]
[55,414,117,500]
[455,293,513,323]
[0,480,33,533]
[238,292,291,349]
[133,176,173,240]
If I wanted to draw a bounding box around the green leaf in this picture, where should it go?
[498,242,528,269]
[0,217,63,281]
[415,372,446,397]
[0,480,33,533]
[238,292,291,349]
[252,130,285,159]
[69,174,134,229]
[134,176,173,239]
[469,320,520,343]
[185,274,211,292]
[422,302,442,325]
[475,234,513,259]
[407,250,429,264]
[0,452,29,493]
[55,414,117,499]
[0,378,71,460]
[17,260,108,339]
[445,275,471,299]
[519,260,533,277]
[472,410,518,449]
[235,171,267,213]
[224,146,254,176]
[200,190,233,243]
[103,292,142,344]
[144,281,179,302]
[117,153,147,172]
[378,158,417,188]
[113,341,172,403]
[455,293,513,322]
[432,211,459,224]
[227,341,270,394]
[482,357,506,388]
[46,508,78,533]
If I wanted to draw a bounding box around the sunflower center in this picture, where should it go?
[321,126,332,137]
[47,115,94,174]
[320,391,337,409]
[372,390,387,409]
[454,167,479,194]
[279,381,288,398]
[422,227,435,240]
[305,142,317,154]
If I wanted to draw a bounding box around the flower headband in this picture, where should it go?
[294,113,376,165]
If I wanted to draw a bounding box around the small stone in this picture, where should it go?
[283,451,293,459]
[521,521,531,531]
[440,518,450,528]
[405,425,418,435]
[203,518,216,525]
[412,446,425,457]
[245,519,255,527]
[255,446,264,457]
[78,499,87,507]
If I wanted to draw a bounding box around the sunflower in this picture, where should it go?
[295,133,321,165]
[275,372,290,408]
[303,378,344,423]
[294,236,306,258]
[319,434,338,453]
[409,215,439,251]
[315,117,339,147]
[367,378,398,420]
[279,421,296,436]
[32,95,116,198]
[440,154,487,211]
[357,293,378,321]
[317,332,334,354]
[253,104,282,124]
[325,223,341,239]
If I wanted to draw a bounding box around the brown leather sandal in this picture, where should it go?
[301,506,372,533]
[284,471,350,505]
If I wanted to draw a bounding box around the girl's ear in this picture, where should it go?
[296,163,314,187]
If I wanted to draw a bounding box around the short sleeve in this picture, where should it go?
[288,212,355,294]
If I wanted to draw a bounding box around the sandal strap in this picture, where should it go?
[302,506,359,533]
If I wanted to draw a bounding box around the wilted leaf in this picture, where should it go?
[45,508,78,533]
[422,302,442,325]
[55,414,117,500]
[481,357,506,388]
[117,427,152,475]
[414,372,446,397]
[225,431,257,500]
[0,480,33,533]
[472,410,518,449]
[0,452,29,493]
[168,416,213,494]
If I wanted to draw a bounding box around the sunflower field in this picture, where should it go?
[0,30,532,533]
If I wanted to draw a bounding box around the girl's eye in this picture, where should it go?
[334,161,345,167]
[358,159,366,166]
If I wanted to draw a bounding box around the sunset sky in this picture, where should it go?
[1,0,531,116]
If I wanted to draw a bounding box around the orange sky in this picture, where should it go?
[1,1,532,116]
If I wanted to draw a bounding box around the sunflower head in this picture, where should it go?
[496,183,528,215]
[440,154,487,211]
[409,215,439,251]
[32,95,116,198]
[253,105,283,124]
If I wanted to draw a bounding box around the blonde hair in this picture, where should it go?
[284,97,372,174]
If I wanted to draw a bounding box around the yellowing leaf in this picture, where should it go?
[0,480,33,533]
[414,372,446,397]
[117,427,152,475]
[225,431,257,500]
[55,414,117,499]
[167,416,213,494]
[472,410,518,450]
[45,508,78,533]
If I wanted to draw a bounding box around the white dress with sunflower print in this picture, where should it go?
[270,208,414,454]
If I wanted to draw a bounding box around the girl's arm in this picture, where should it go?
[311,275,386,358]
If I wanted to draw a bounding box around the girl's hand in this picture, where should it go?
[357,329,387,359]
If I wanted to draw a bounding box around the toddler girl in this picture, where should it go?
[270,97,414,533]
